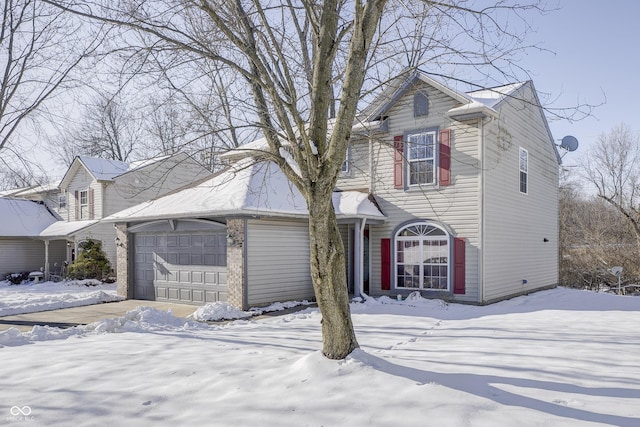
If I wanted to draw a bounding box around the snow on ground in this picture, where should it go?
[0,280,122,316]
[1,287,639,426]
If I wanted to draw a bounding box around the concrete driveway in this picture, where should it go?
[0,300,198,332]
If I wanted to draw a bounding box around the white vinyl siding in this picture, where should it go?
[482,83,559,302]
[106,154,210,216]
[0,239,67,277]
[246,219,314,306]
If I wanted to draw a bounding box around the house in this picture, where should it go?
[0,198,66,278]
[107,71,559,308]
[0,153,211,279]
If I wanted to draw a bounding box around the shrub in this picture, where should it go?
[4,272,29,285]
[67,240,111,280]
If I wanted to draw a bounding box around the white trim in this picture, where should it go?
[519,147,528,194]
[394,221,452,292]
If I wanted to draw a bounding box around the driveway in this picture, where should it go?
[0,300,198,332]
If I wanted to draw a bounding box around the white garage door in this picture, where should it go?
[134,231,227,304]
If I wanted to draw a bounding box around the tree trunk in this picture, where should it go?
[307,187,359,359]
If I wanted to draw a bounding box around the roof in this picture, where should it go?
[0,182,60,197]
[39,220,98,239]
[466,82,527,108]
[104,158,386,223]
[77,156,129,181]
[59,154,188,189]
[0,198,59,237]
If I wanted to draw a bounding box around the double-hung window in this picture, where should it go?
[79,190,89,219]
[407,131,436,185]
[519,147,528,194]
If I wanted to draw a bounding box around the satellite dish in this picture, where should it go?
[611,266,623,276]
[560,135,579,152]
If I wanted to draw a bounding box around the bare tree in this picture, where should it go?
[582,123,640,245]
[0,0,104,176]
[53,94,140,164]
[47,0,558,359]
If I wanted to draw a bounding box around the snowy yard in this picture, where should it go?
[1,286,639,426]
[0,280,122,317]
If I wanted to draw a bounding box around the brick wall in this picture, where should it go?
[226,218,246,309]
[115,223,130,298]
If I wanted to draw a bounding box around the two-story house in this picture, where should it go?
[108,71,559,308]
[0,153,211,279]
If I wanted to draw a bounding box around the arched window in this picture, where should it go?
[395,222,450,291]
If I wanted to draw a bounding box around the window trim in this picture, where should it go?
[405,129,437,187]
[413,91,429,117]
[58,193,67,210]
[340,144,350,174]
[519,147,528,194]
[393,220,451,292]
[79,190,88,219]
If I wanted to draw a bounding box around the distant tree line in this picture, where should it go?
[560,123,640,292]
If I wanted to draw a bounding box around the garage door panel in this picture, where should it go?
[134,230,227,304]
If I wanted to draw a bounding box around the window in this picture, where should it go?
[341,145,350,174]
[407,131,436,185]
[519,147,528,194]
[58,193,67,210]
[414,92,429,117]
[395,223,449,291]
[79,190,88,219]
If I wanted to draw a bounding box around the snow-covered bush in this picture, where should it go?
[4,272,29,285]
[67,240,111,280]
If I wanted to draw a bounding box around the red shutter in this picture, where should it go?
[381,238,391,290]
[393,135,404,189]
[453,237,466,294]
[88,188,95,220]
[439,128,451,186]
[74,191,79,220]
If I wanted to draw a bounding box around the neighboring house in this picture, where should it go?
[0,153,211,279]
[107,71,559,308]
[0,183,63,215]
[0,198,66,278]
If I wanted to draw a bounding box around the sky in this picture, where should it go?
[17,1,640,180]
[518,0,640,166]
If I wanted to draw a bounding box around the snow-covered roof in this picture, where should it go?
[466,82,526,108]
[0,198,59,237]
[77,156,129,181]
[104,159,386,223]
[39,220,98,239]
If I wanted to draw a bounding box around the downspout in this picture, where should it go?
[359,217,367,297]
[368,134,374,194]
[44,240,50,281]
[353,220,361,298]
[479,115,494,304]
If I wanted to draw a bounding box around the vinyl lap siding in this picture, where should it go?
[246,219,314,305]
[343,83,482,302]
[482,84,559,302]
[0,239,46,276]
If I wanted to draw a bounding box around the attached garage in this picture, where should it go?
[130,220,227,304]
